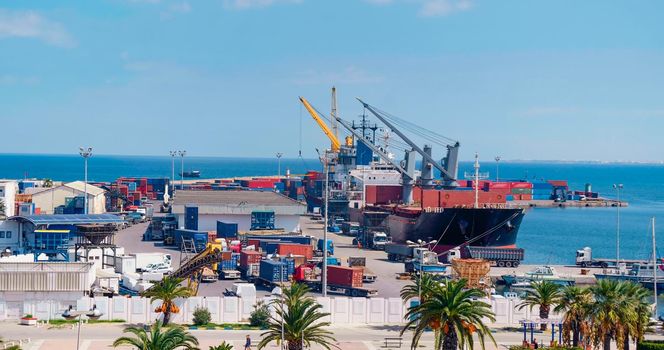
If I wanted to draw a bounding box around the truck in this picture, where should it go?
[408,248,447,274]
[315,239,334,256]
[447,246,525,268]
[574,247,640,268]
[132,253,172,272]
[385,243,418,262]
[363,230,390,250]
[348,256,377,283]
[300,266,378,297]
[341,222,361,237]
[220,269,241,279]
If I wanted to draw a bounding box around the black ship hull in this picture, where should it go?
[351,206,524,252]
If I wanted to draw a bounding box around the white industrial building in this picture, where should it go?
[27,181,106,214]
[0,180,19,217]
[0,262,95,319]
[172,190,306,232]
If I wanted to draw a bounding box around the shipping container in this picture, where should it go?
[217,221,239,238]
[276,243,313,260]
[259,260,289,283]
[327,266,363,288]
[184,205,198,230]
[173,229,208,251]
[547,180,569,188]
[240,250,262,267]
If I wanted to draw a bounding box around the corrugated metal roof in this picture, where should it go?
[64,181,105,196]
[173,190,304,207]
[11,214,124,225]
[0,262,94,292]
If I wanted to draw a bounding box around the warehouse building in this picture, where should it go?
[0,262,95,319]
[27,181,106,214]
[172,190,306,232]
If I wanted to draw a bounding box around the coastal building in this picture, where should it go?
[27,181,106,214]
[0,180,19,217]
[0,220,20,252]
[171,190,306,232]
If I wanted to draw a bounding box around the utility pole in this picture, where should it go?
[276,152,283,177]
[169,151,177,196]
[652,216,657,317]
[322,151,330,297]
[178,150,186,191]
[79,147,93,214]
[495,156,501,181]
[614,183,623,263]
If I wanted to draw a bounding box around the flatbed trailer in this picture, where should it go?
[220,270,241,280]
[302,280,378,297]
[252,276,291,289]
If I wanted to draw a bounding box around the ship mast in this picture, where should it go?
[652,216,658,317]
[331,87,338,144]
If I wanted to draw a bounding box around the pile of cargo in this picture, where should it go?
[109,177,170,208]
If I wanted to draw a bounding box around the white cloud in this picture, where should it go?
[292,66,384,85]
[364,0,473,17]
[0,9,75,47]
[223,0,303,10]
[160,1,192,19]
[0,74,40,86]
[419,0,473,17]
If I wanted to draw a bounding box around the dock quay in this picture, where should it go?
[511,199,628,208]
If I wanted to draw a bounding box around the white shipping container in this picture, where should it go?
[115,256,137,274]
[131,253,172,271]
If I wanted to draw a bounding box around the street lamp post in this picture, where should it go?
[169,151,177,196]
[178,150,186,191]
[276,152,283,177]
[613,184,623,263]
[322,152,330,297]
[495,156,501,181]
[79,147,93,214]
[62,304,103,350]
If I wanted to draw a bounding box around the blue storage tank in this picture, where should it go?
[259,260,288,283]
[217,221,239,238]
[184,205,198,230]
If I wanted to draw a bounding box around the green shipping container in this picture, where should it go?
[511,188,533,195]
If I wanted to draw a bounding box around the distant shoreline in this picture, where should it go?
[0,153,662,165]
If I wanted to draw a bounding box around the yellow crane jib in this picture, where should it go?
[299,96,341,152]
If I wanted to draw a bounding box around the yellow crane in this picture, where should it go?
[299,96,341,152]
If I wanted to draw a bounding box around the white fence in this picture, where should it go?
[0,295,556,326]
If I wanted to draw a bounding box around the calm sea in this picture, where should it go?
[1,153,664,264]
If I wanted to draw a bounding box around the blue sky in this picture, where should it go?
[0,0,663,162]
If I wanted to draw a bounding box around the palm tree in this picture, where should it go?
[112,321,199,349]
[142,276,192,325]
[617,281,651,350]
[402,279,496,350]
[209,342,234,350]
[517,280,562,330]
[258,282,337,350]
[42,178,53,188]
[400,272,445,302]
[0,198,5,219]
[554,286,592,347]
[588,279,636,350]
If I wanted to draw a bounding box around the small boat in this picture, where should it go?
[181,170,201,178]
[502,266,575,287]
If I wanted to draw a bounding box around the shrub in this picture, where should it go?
[192,306,211,326]
[249,300,270,328]
[638,341,664,350]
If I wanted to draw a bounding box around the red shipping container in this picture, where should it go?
[510,182,533,189]
[327,266,363,288]
[547,180,569,188]
[485,182,510,190]
[221,251,233,261]
[247,239,261,249]
[276,243,313,260]
[521,194,533,200]
[240,251,262,267]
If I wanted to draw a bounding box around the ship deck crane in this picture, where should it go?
[300,97,341,152]
[358,98,460,186]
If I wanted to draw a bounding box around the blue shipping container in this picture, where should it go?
[506,195,514,201]
[217,221,238,238]
[174,229,208,251]
[259,260,288,283]
[184,205,199,230]
[245,235,313,246]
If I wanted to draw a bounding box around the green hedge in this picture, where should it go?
[637,341,664,350]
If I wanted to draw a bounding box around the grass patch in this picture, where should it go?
[187,323,262,330]
[48,319,126,325]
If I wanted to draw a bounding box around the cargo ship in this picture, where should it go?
[181,170,201,178]
[298,94,525,252]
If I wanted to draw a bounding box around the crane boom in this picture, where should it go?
[358,98,455,180]
[299,97,341,152]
